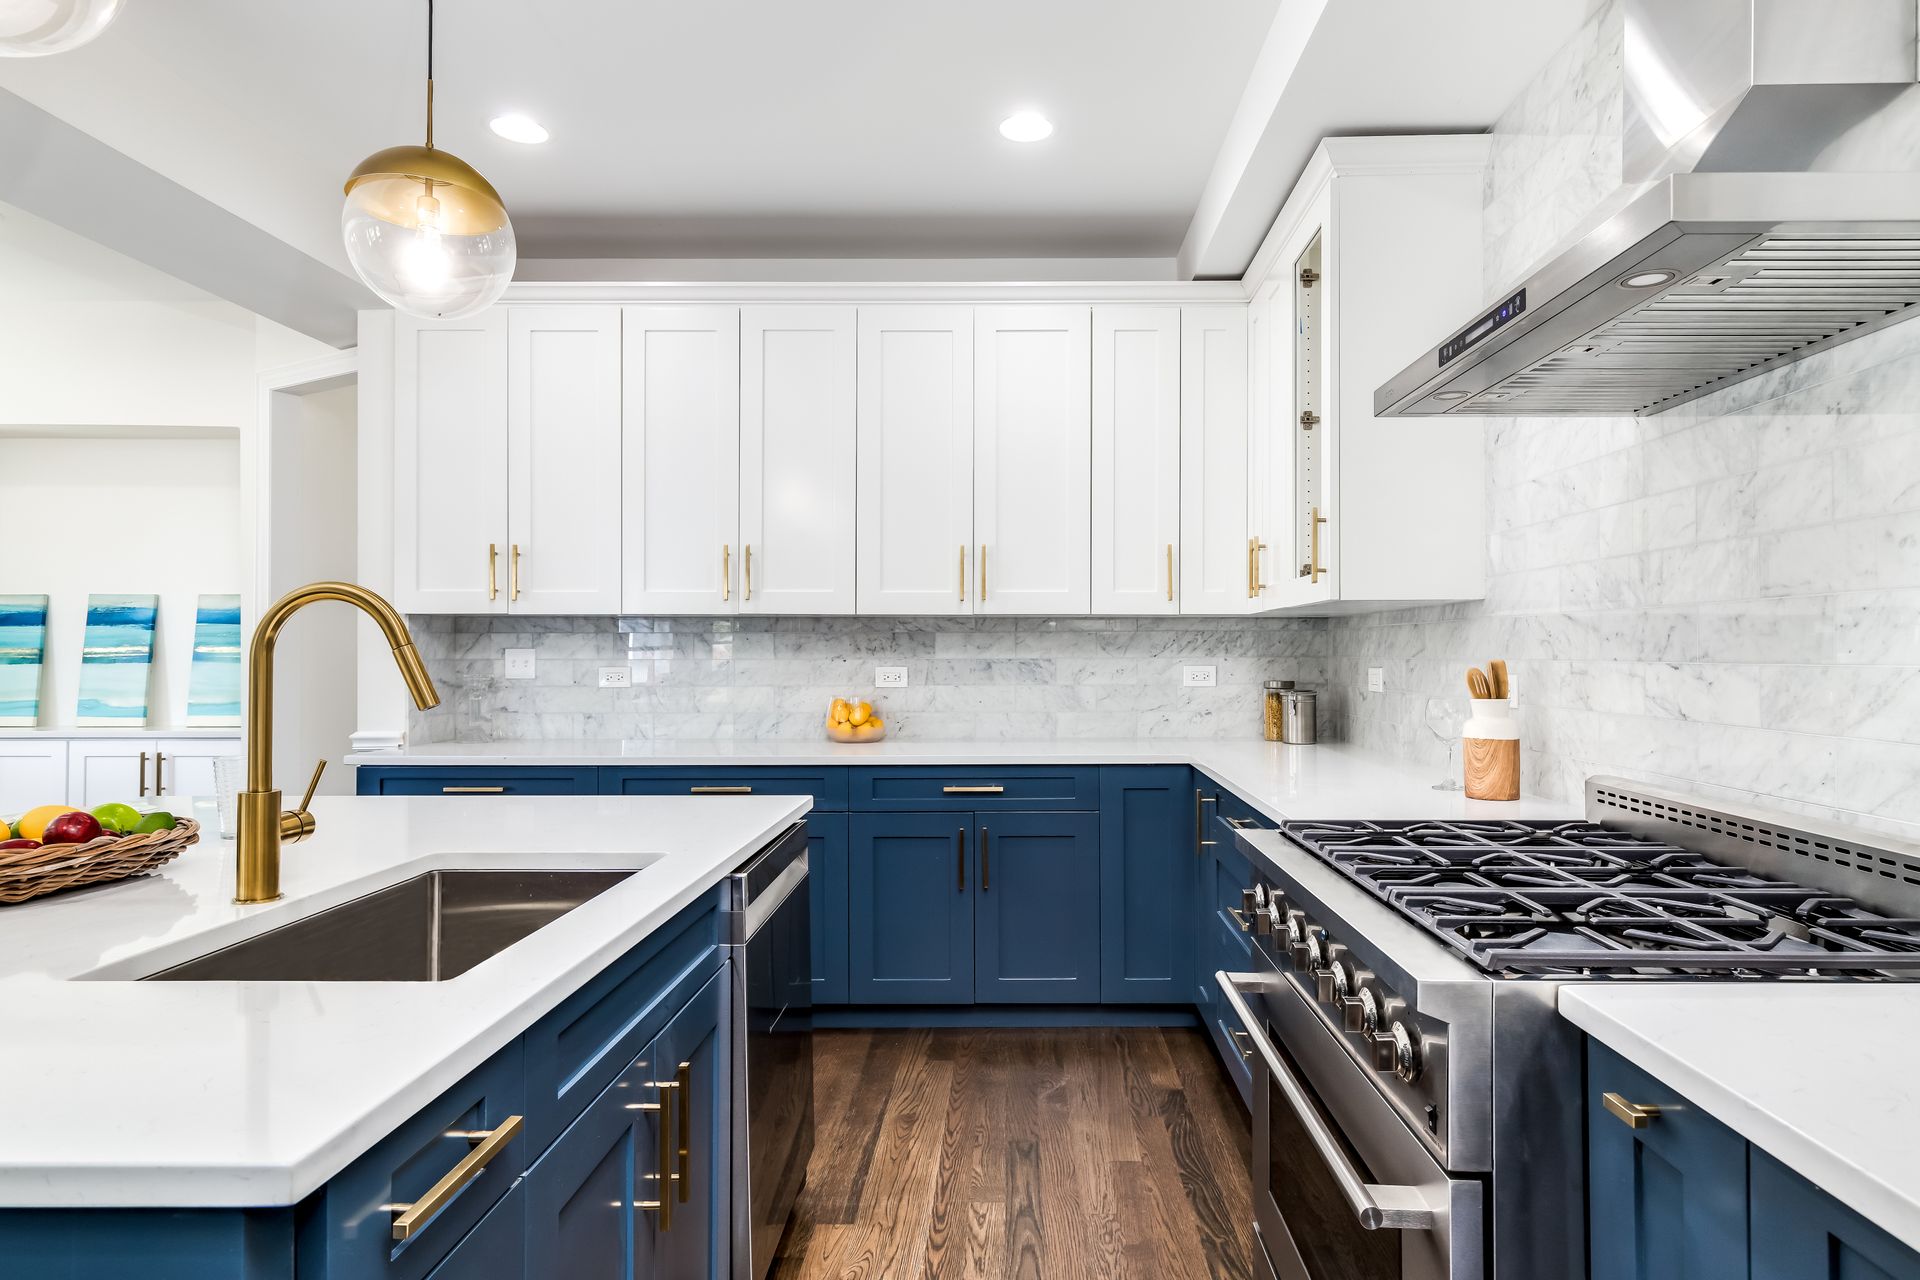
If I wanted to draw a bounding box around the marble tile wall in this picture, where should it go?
[411,616,1329,744]
[1322,0,1920,838]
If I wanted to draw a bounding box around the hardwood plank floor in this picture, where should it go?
[771,1028,1257,1280]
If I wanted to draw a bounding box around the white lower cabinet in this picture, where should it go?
[59,737,239,809]
[0,740,67,815]
[150,739,239,802]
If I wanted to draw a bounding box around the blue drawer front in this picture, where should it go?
[522,898,723,1157]
[849,765,1098,811]
[356,767,601,797]
[1751,1150,1920,1280]
[599,766,847,811]
[298,1043,528,1280]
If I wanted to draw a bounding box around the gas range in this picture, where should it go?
[1222,776,1920,1280]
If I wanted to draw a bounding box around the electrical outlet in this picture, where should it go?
[1182,665,1217,688]
[504,648,536,680]
[598,667,632,689]
[875,666,909,688]
[1367,667,1385,693]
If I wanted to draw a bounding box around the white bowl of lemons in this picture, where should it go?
[825,697,886,743]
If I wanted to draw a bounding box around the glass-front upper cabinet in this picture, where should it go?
[1290,231,1326,592]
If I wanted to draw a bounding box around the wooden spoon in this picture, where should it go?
[1490,659,1509,699]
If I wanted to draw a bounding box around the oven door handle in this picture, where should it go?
[1216,971,1436,1232]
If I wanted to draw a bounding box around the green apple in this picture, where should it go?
[91,802,141,834]
[132,810,177,833]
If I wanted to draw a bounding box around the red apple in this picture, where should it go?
[41,812,103,845]
[0,838,40,851]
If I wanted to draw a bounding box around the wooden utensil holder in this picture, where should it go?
[1461,697,1520,801]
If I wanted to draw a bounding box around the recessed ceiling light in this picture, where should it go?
[999,111,1053,143]
[1619,269,1676,289]
[489,113,550,145]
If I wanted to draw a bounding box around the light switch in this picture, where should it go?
[1367,667,1384,693]
[504,648,536,680]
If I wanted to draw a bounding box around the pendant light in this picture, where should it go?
[0,0,124,57]
[341,0,515,319]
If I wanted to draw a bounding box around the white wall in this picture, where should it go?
[0,435,242,728]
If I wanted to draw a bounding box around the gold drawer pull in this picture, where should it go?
[390,1114,523,1240]
[942,785,1005,795]
[675,1061,692,1200]
[690,786,752,795]
[442,786,507,794]
[1602,1092,1662,1130]
[488,543,498,601]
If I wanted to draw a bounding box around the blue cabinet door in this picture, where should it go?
[1098,767,1193,1004]
[425,1182,525,1280]
[1751,1150,1920,1280]
[651,970,729,1280]
[522,1049,663,1280]
[1191,782,1219,1015]
[805,813,850,1005]
[973,810,1101,1002]
[848,813,974,1004]
[1588,1040,1749,1280]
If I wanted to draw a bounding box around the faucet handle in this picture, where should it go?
[277,759,326,845]
[297,759,327,813]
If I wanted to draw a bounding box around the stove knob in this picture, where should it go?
[1264,900,1286,936]
[1302,930,1330,973]
[1284,911,1308,964]
[1251,883,1269,910]
[1356,987,1384,1037]
[1390,1021,1423,1083]
[1317,958,1355,1006]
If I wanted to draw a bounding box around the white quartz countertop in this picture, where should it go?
[1562,984,1920,1253]
[0,792,808,1208]
[345,738,1578,824]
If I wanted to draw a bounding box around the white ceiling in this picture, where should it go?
[0,0,1284,267]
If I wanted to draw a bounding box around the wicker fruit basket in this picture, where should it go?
[0,820,200,906]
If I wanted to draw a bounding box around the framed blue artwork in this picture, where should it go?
[185,594,242,726]
[0,595,49,727]
[75,594,158,727]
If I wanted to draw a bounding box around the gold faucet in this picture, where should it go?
[235,581,440,904]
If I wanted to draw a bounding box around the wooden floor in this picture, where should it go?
[769,1027,1257,1280]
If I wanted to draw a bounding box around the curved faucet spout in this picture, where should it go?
[236,581,439,903]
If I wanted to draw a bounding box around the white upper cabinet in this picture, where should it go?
[1251,136,1489,612]
[1178,305,1251,615]
[1092,306,1181,615]
[856,307,975,616]
[507,307,623,614]
[973,306,1091,615]
[740,307,857,615]
[394,311,508,614]
[621,306,741,614]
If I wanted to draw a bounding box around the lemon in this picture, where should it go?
[830,698,852,725]
[16,805,76,842]
[850,701,872,727]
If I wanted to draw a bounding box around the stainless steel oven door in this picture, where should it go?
[1218,972,1484,1280]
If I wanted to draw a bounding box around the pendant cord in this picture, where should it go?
[424,0,435,148]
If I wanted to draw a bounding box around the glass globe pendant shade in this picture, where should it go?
[342,145,516,320]
[0,0,123,56]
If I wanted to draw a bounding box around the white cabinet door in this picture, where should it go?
[1179,306,1252,615]
[621,306,740,614]
[154,738,240,802]
[856,307,975,615]
[973,306,1091,616]
[740,307,857,615]
[508,307,623,614]
[394,311,509,614]
[0,740,68,813]
[1258,205,1337,612]
[66,739,152,809]
[1092,306,1181,615]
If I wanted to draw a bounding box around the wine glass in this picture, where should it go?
[1424,697,1465,792]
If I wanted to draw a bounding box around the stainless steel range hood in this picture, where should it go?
[1376,0,1920,418]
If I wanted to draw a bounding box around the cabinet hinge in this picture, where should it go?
[1299,267,1320,289]
[1299,411,1319,431]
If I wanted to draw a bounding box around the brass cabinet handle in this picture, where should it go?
[942,785,1005,794]
[153,750,166,797]
[138,751,149,798]
[442,785,507,794]
[510,544,522,602]
[390,1114,524,1241]
[690,785,752,795]
[1195,791,1218,854]
[635,1079,677,1229]
[981,826,990,891]
[979,544,987,602]
[958,544,966,602]
[675,1061,692,1201]
[1225,816,1257,829]
[744,544,753,602]
[1602,1092,1662,1130]
[1166,544,1174,603]
[1304,506,1328,584]
[722,544,731,602]
[956,828,966,891]
[488,543,498,601]
[1253,539,1268,594]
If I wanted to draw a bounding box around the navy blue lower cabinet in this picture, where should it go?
[1587,1040,1749,1280]
[848,813,974,1004]
[355,767,600,797]
[805,813,850,1005]
[424,1182,524,1280]
[1750,1150,1920,1280]
[1098,767,1193,1004]
[652,969,729,1280]
[974,810,1101,1003]
[0,1209,293,1280]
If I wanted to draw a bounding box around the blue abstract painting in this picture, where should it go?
[186,594,242,726]
[0,595,49,727]
[76,594,157,726]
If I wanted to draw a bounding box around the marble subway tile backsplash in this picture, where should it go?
[410,616,1329,744]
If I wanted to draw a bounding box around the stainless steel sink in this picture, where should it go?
[146,869,641,982]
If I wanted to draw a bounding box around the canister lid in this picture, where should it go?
[1264,679,1295,691]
